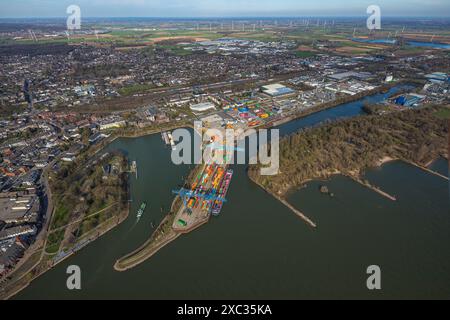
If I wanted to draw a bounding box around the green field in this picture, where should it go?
[434,107,450,120]
[118,83,156,96]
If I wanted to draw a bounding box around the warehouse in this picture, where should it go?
[261,84,295,97]
[190,102,216,113]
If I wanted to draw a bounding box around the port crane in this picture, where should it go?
[172,188,227,207]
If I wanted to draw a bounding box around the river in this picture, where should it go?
[15,84,450,299]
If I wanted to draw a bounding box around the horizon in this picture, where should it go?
[1,0,450,19]
[1,15,450,21]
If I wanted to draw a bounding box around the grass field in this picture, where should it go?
[118,83,157,96]
[434,106,450,120]
[295,50,317,58]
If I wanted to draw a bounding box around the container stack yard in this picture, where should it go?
[172,163,233,232]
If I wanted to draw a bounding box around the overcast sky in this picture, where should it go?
[1,0,450,18]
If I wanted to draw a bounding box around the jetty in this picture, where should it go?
[350,176,397,201]
[407,161,449,181]
[278,197,317,228]
[249,177,317,228]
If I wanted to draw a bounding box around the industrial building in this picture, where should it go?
[0,195,40,224]
[393,93,426,107]
[0,225,37,241]
[425,72,449,84]
[328,71,373,81]
[261,84,295,97]
[190,102,216,112]
[99,120,126,131]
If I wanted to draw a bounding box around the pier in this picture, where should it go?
[278,197,317,228]
[350,176,397,201]
[249,177,317,228]
[407,161,449,181]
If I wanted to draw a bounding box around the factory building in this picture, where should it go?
[190,102,216,113]
[261,84,295,97]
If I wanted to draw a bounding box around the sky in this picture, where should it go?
[1,0,450,18]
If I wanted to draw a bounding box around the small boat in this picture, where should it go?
[137,202,147,220]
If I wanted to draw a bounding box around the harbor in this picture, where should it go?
[172,164,234,232]
[11,84,450,300]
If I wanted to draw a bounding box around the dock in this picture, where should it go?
[172,163,232,232]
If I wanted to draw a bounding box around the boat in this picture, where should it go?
[131,161,138,179]
[211,169,233,216]
[167,132,176,151]
[136,202,147,220]
[161,132,170,145]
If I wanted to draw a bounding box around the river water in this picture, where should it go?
[15,85,450,299]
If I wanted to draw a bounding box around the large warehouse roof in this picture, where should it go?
[190,102,216,112]
[261,83,295,97]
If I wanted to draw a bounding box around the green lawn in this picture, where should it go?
[118,83,156,96]
[51,205,70,230]
[295,50,317,58]
[434,107,450,120]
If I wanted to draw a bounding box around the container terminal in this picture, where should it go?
[172,162,233,232]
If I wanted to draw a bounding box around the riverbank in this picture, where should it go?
[0,156,131,300]
[264,81,413,129]
[0,205,130,300]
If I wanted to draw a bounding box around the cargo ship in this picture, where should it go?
[136,202,147,221]
[211,169,233,216]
